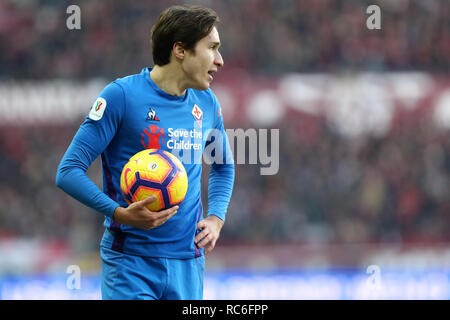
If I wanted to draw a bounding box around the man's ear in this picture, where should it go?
[173,42,185,60]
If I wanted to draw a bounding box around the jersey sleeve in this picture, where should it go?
[55,81,126,218]
[205,92,235,222]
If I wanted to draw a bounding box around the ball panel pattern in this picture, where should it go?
[134,186,164,212]
[120,148,189,211]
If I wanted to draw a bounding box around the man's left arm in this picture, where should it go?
[195,160,234,254]
[195,96,235,254]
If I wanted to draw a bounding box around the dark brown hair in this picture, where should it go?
[151,5,220,66]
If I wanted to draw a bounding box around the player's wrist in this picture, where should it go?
[113,206,127,223]
[206,214,224,229]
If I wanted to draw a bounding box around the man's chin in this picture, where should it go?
[193,82,210,91]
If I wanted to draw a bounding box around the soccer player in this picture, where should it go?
[56,5,234,300]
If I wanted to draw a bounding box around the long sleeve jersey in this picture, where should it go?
[56,67,235,258]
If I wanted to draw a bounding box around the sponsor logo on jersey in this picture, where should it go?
[89,97,107,121]
[141,124,165,149]
[146,107,160,121]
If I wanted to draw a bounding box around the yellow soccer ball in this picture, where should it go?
[120,149,188,212]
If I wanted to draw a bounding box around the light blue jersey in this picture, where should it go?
[56,67,234,258]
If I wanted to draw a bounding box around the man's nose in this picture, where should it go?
[215,51,224,67]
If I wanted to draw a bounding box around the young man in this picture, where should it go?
[56,5,234,300]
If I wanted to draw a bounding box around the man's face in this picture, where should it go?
[182,26,224,90]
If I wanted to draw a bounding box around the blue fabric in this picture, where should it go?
[100,246,204,300]
[56,67,234,258]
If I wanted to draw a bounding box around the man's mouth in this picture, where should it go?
[207,70,216,80]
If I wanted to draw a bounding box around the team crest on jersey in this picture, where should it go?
[192,104,203,128]
[146,107,160,121]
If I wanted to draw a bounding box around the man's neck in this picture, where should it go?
[150,64,187,96]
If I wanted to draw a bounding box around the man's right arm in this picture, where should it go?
[55,82,179,228]
[55,82,125,218]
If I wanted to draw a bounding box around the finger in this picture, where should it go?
[204,241,216,255]
[153,205,179,222]
[140,195,157,206]
[149,210,178,229]
[158,205,179,217]
[196,233,212,248]
[196,220,206,230]
[195,229,208,244]
[151,205,178,217]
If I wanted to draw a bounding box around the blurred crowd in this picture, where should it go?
[0,0,449,253]
[0,0,448,80]
[224,112,450,244]
[0,124,106,252]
